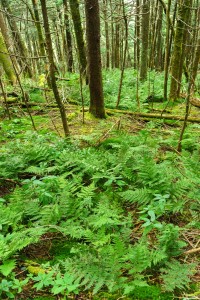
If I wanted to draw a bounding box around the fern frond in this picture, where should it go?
[121,188,151,204]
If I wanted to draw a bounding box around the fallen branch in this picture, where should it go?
[183,247,200,255]
[105,109,200,123]
[0,178,22,186]
[95,118,121,146]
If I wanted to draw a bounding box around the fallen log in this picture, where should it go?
[105,109,200,123]
[190,97,200,108]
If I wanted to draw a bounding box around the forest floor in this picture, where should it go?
[0,78,200,299]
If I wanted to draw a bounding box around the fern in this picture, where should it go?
[0,227,47,260]
[120,188,151,204]
[157,224,187,257]
[160,260,196,292]
[0,130,199,297]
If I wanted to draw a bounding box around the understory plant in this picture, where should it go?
[0,129,199,298]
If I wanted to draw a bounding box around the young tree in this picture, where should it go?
[63,0,73,73]
[31,0,46,58]
[40,0,70,137]
[69,0,87,77]
[134,0,140,69]
[103,0,110,69]
[85,0,105,118]
[140,0,150,81]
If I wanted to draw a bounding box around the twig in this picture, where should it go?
[182,233,195,249]
[183,247,200,255]
[95,118,121,146]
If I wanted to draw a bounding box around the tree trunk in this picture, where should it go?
[134,0,140,69]
[69,0,87,77]
[169,0,192,101]
[31,0,46,57]
[149,0,159,69]
[192,32,200,86]
[1,0,33,78]
[0,32,16,84]
[140,0,150,81]
[163,0,172,99]
[63,0,73,73]
[40,0,70,137]
[155,2,163,70]
[103,0,110,69]
[85,0,105,118]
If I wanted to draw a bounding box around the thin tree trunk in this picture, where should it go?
[103,0,110,69]
[116,0,128,108]
[149,0,159,69]
[63,0,73,73]
[31,0,46,57]
[155,2,163,70]
[140,0,150,81]
[40,0,70,137]
[1,0,33,78]
[69,0,87,78]
[164,0,171,99]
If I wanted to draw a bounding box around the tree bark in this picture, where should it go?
[31,0,46,57]
[140,0,150,81]
[1,0,33,78]
[63,0,73,73]
[40,0,70,137]
[164,0,172,99]
[85,0,105,118]
[169,0,192,101]
[69,0,87,77]
[103,0,110,69]
[0,32,16,84]
[155,2,163,70]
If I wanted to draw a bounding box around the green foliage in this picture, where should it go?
[0,260,16,277]
[0,274,29,299]
[0,129,199,298]
[65,69,170,111]
[160,260,196,292]
[29,89,45,103]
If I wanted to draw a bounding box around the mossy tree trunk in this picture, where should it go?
[140,0,150,81]
[31,0,46,57]
[69,0,87,78]
[0,33,16,84]
[169,0,192,101]
[85,0,105,118]
[1,0,33,78]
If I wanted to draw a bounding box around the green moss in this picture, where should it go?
[129,285,173,300]
[0,33,16,84]
[29,90,45,103]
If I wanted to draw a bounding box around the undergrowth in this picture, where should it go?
[0,126,199,299]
